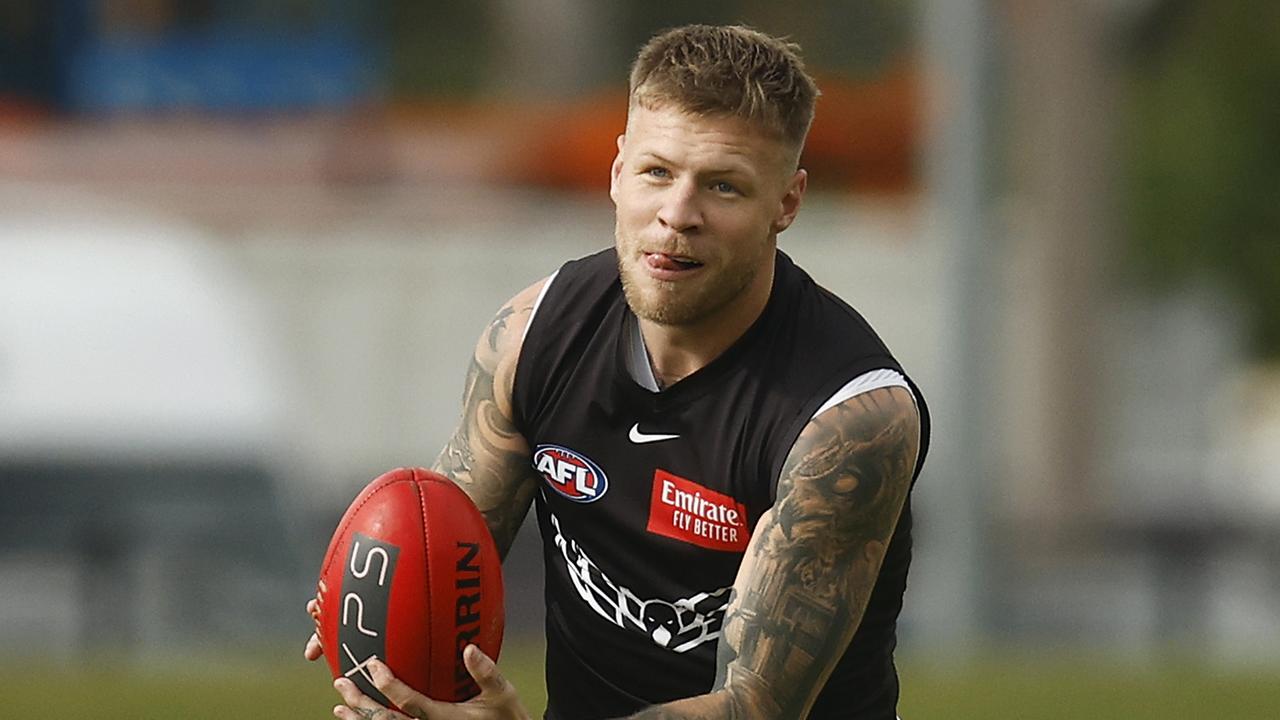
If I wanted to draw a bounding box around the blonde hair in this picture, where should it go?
[628,24,820,159]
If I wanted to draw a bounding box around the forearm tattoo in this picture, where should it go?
[629,386,919,719]
[433,293,540,557]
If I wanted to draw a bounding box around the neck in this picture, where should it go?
[639,259,776,388]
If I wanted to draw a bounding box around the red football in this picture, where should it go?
[316,467,504,705]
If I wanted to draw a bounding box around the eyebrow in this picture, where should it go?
[636,151,753,178]
[637,151,677,167]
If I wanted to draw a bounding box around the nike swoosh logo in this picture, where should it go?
[628,423,680,444]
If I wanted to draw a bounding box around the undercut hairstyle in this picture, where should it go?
[628,24,820,163]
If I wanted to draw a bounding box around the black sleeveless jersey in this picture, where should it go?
[512,248,929,720]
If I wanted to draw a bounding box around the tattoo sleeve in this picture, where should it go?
[432,282,544,558]
[627,386,920,719]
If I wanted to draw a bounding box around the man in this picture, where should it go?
[308,24,929,720]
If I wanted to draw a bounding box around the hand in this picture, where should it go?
[332,645,530,720]
[305,581,326,662]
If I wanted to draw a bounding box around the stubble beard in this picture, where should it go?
[616,228,764,327]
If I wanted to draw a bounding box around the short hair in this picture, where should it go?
[628,24,820,158]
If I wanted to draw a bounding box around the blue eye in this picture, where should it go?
[713,181,738,194]
[646,167,670,178]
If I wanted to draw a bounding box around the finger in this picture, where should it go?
[309,599,323,633]
[333,704,405,720]
[333,705,401,720]
[305,632,324,661]
[368,659,447,718]
[332,678,405,720]
[463,644,514,697]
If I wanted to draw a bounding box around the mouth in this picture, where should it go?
[645,252,704,273]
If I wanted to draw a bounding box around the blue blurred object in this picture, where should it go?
[52,0,383,113]
[67,33,380,112]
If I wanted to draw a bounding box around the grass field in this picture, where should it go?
[7,642,1279,719]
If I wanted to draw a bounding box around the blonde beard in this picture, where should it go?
[616,238,766,327]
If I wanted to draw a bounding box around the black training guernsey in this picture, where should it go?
[512,248,929,720]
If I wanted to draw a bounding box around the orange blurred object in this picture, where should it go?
[499,57,920,195]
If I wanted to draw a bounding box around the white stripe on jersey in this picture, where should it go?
[522,268,561,343]
[811,367,914,419]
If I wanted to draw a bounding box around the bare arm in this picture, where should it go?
[431,279,547,558]
[629,385,920,719]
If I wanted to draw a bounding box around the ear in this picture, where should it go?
[772,168,807,234]
[609,133,626,203]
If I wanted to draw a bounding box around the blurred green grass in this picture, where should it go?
[896,650,1280,720]
[6,643,1279,719]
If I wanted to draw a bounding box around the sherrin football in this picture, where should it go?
[316,467,504,706]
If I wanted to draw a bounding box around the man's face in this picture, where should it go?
[610,103,806,327]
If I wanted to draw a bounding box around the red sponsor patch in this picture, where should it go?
[646,469,749,552]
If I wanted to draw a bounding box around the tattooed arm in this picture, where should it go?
[628,385,920,719]
[431,279,548,558]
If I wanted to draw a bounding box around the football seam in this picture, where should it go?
[414,470,435,693]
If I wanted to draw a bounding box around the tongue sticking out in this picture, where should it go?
[650,254,702,271]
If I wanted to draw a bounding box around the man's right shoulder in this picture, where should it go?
[482,276,554,364]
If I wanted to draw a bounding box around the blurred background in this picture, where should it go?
[2,1,1278,717]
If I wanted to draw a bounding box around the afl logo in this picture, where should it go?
[534,445,608,503]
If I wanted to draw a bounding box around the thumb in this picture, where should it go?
[463,644,499,686]
[462,645,529,719]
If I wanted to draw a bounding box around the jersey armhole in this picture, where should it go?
[769,365,919,505]
[512,268,561,434]
[521,268,561,343]
[810,367,917,420]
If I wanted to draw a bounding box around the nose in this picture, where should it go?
[656,179,702,233]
